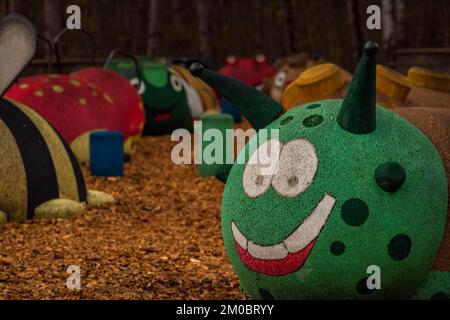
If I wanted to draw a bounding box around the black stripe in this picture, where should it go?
[0,99,59,219]
[51,126,87,203]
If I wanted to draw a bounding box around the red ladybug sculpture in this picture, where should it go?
[5,30,145,163]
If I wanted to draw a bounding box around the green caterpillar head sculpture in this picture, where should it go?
[109,59,194,135]
[190,42,448,299]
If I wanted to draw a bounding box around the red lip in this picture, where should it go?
[154,113,171,122]
[235,240,316,276]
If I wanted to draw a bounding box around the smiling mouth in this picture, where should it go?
[232,194,336,276]
[149,102,178,122]
[154,113,171,122]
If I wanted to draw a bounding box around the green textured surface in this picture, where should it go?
[215,163,233,183]
[221,100,448,299]
[412,272,450,300]
[107,59,136,78]
[143,63,168,87]
[197,68,283,130]
[198,113,234,177]
[337,43,377,134]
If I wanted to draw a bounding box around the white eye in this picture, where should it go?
[272,139,318,198]
[170,75,183,92]
[274,71,286,87]
[130,77,145,95]
[243,139,282,198]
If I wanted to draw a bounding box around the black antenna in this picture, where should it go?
[38,34,53,72]
[104,48,142,88]
[53,28,96,73]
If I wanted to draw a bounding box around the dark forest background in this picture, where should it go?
[1,0,449,70]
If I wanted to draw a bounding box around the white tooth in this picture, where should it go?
[231,222,248,250]
[283,194,336,253]
[247,241,288,260]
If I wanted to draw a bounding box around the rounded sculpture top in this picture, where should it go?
[364,40,379,57]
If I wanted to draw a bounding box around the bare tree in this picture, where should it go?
[283,0,296,54]
[196,0,212,58]
[346,0,364,67]
[147,0,160,57]
[394,0,406,48]
[44,0,62,40]
[8,0,27,13]
[382,0,394,62]
[172,0,182,28]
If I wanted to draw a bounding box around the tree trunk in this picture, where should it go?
[44,0,62,40]
[394,0,406,48]
[253,0,263,53]
[283,0,296,54]
[346,0,364,67]
[172,0,182,28]
[147,0,160,57]
[382,0,394,63]
[8,0,27,14]
[196,0,212,59]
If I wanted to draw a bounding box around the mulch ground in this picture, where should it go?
[0,135,245,300]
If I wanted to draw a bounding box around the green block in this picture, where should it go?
[198,113,234,177]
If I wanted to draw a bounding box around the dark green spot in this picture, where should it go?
[307,103,321,109]
[356,277,375,295]
[388,234,412,261]
[341,198,369,227]
[330,241,345,256]
[280,116,293,125]
[259,288,275,300]
[303,115,323,127]
[375,162,406,192]
[431,292,450,300]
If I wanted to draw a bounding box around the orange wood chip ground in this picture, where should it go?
[0,135,245,299]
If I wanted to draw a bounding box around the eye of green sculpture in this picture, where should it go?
[375,161,406,192]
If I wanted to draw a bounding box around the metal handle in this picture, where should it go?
[53,28,96,73]
[38,34,53,72]
[104,48,142,88]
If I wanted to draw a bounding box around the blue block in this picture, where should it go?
[90,131,124,177]
[221,97,242,123]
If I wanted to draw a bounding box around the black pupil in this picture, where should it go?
[288,176,298,187]
[255,176,264,186]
